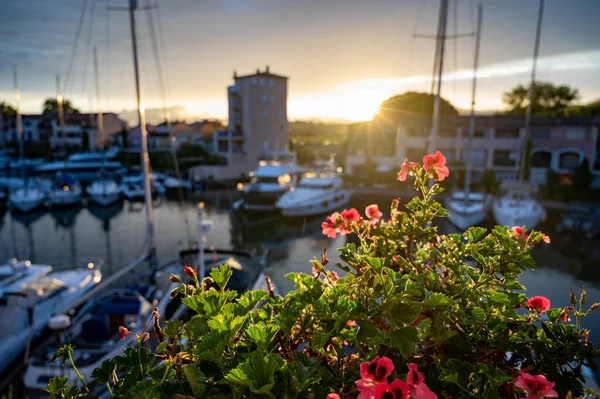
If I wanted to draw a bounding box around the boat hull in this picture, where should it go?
[492,199,546,229]
[446,207,488,230]
[278,190,351,218]
[48,190,82,207]
[9,189,46,213]
[87,192,121,206]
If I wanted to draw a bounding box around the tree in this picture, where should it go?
[42,98,80,114]
[0,101,16,116]
[376,91,459,126]
[502,81,579,116]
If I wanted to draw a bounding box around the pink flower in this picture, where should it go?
[322,212,341,238]
[511,226,530,241]
[342,208,361,223]
[542,235,551,244]
[392,255,401,262]
[118,326,130,341]
[325,271,339,288]
[346,320,357,327]
[365,204,383,224]
[326,394,341,399]
[356,356,395,398]
[373,379,410,399]
[397,158,417,182]
[527,296,551,315]
[407,363,437,399]
[514,371,558,398]
[422,151,449,181]
[312,263,320,277]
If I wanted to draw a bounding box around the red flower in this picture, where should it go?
[326,394,341,399]
[407,363,437,399]
[322,212,341,238]
[118,326,130,341]
[392,255,401,262]
[360,356,394,383]
[342,208,361,223]
[373,379,410,399]
[527,296,551,315]
[422,151,449,181]
[397,158,417,182]
[184,266,197,278]
[365,204,383,224]
[356,356,395,398]
[514,371,558,398]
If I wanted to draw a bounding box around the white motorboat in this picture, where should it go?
[9,185,46,213]
[48,172,82,207]
[492,181,546,229]
[445,192,491,230]
[235,151,302,212]
[0,259,101,374]
[276,167,350,218]
[86,179,122,206]
[35,160,125,185]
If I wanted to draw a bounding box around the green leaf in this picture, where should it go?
[312,331,330,350]
[488,292,510,305]
[210,263,233,291]
[389,326,419,358]
[365,256,384,273]
[425,293,452,306]
[237,290,268,313]
[183,289,238,318]
[471,307,486,321]
[246,324,279,351]
[388,301,421,327]
[163,319,184,337]
[91,358,117,384]
[356,319,378,342]
[184,365,207,397]
[44,376,69,394]
[546,308,561,323]
[225,353,284,395]
[155,341,169,354]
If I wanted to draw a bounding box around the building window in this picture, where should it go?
[262,110,268,117]
[439,128,456,137]
[559,152,581,170]
[532,128,550,140]
[531,151,552,168]
[259,78,266,86]
[269,79,275,86]
[251,78,257,85]
[495,129,519,139]
[407,127,425,137]
[405,148,424,161]
[270,95,275,101]
[462,149,486,166]
[473,129,486,138]
[493,150,518,167]
[262,94,268,103]
[565,129,585,140]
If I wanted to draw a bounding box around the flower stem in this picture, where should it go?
[105,382,114,397]
[67,349,90,394]
[137,338,144,376]
[160,362,172,384]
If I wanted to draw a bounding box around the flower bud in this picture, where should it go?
[184,266,197,278]
[169,274,181,283]
[570,286,577,305]
[589,302,600,312]
[581,286,587,305]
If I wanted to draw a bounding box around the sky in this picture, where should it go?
[1,0,600,124]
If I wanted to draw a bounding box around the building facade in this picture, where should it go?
[345,115,600,185]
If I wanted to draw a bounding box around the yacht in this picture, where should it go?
[234,151,302,212]
[445,192,491,230]
[48,172,82,207]
[276,163,350,217]
[9,184,46,213]
[86,178,122,206]
[121,181,146,201]
[0,259,101,374]
[35,159,125,184]
[492,180,546,229]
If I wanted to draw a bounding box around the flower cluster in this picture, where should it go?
[527,295,551,316]
[321,205,383,238]
[396,151,449,182]
[328,357,436,399]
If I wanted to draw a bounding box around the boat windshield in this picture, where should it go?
[250,174,291,185]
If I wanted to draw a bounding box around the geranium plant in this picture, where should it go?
[47,152,600,399]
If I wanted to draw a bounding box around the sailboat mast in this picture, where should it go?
[518,0,545,181]
[93,47,105,176]
[427,0,449,156]
[128,0,156,267]
[14,69,24,188]
[463,4,482,196]
[57,76,67,167]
